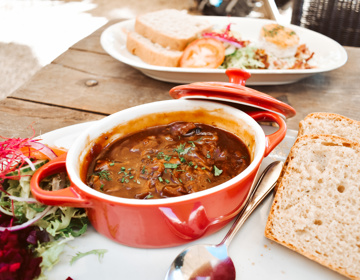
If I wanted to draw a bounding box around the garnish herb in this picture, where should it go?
[157,152,164,159]
[188,141,196,147]
[164,163,179,169]
[95,170,111,181]
[174,143,191,155]
[213,165,223,176]
[144,193,153,199]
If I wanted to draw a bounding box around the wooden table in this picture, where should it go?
[2,20,359,139]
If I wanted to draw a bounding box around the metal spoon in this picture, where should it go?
[165,161,283,280]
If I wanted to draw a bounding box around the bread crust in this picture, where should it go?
[126,32,182,67]
[298,112,360,142]
[134,9,212,51]
[135,19,187,51]
[265,134,360,280]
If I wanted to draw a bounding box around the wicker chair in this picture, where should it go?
[291,0,360,46]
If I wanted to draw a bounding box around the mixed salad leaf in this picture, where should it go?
[180,23,315,70]
[0,135,89,280]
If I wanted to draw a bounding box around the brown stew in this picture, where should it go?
[86,122,250,199]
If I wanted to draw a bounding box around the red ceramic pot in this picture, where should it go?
[30,70,291,248]
[31,100,286,248]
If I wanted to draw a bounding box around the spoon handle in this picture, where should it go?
[220,161,283,247]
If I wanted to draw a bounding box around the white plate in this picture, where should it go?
[100,17,348,85]
[39,122,347,280]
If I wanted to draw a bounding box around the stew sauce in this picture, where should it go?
[87,122,250,199]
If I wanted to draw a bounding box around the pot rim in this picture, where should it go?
[66,99,266,206]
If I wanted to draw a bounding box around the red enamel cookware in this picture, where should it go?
[30,68,295,248]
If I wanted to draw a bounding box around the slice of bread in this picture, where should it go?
[134,9,212,51]
[265,134,360,279]
[299,112,360,142]
[126,31,183,67]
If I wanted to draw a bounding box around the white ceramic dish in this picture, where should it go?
[40,122,346,280]
[100,16,348,85]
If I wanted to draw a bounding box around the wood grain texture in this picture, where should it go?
[0,99,103,138]
[5,20,360,135]
[11,63,173,115]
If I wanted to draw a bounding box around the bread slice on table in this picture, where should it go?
[134,9,212,51]
[299,112,360,142]
[265,134,360,279]
[126,31,183,67]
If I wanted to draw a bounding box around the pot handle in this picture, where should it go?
[30,153,91,208]
[247,111,287,157]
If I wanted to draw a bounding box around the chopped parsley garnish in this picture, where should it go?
[174,143,191,155]
[144,193,153,199]
[157,152,164,159]
[164,163,179,169]
[95,170,111,181]
[188,141,196,147]
[213,165,223,176]
[206,151,211,159]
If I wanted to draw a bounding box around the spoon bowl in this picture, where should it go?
[165,161,283,280]
[170,243,235,280]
